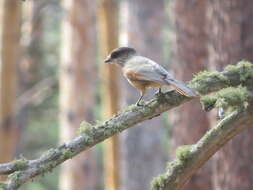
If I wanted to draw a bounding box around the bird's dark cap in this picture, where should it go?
[104,47,137,63]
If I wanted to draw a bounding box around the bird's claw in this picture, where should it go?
[155,88,163,97]
[136,102,144,106]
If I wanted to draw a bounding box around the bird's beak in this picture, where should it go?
[104,56,112,63]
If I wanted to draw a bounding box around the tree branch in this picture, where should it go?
[0,61,252,190]
[151,106,253,190]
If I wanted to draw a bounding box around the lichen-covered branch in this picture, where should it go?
[151,106,253,190]
[0,61,252,190]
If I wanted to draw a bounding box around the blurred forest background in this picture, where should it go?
[0,0,253,190]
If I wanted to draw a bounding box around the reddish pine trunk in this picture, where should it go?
[170,0,212,189]
[0,0,21,181]
[207,0,253,189]
[59,0,98,189]
[97,0,121,189]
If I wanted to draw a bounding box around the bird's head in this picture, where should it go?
[104,47,137,66]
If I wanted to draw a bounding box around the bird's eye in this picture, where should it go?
[111,53,115,58]
[111,52,119,59]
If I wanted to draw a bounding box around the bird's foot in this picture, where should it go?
[136,99,145,106]
[155,88,163,97]
[136,102,144,106]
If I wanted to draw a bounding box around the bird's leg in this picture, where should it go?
[136,89,145,106]
[136,95,144,106]
[155,88,163,96]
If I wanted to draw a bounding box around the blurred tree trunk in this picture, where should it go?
[0,0,3,53]
[120,1,166,190]
[207,1,253,189]
[16,0,44,154]
[59,0,98,189]
[97,1,120,190]
[0,0,21,180]
[170,1,212,190]
[20,0,44,86]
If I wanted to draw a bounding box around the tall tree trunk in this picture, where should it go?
[207,1,253,189]
[0,0,21,180]
[120,1,166,190]
[97,0,120,190]
[21,0,44,85]
[59,0,98,189]
[170,0,212,189]
[0,0,3,52]
[17,0,44,154]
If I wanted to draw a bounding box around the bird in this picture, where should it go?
[104,47,199,106]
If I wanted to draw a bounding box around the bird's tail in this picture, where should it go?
[164,78,199,97]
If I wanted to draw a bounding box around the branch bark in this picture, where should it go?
[151,106,253,190]
[0,62,252,190]
[0,92,187,189]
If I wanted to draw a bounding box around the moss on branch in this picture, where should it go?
[225,61,253,84]
[151,106,253,190]
[151,61,253,190]
[78,121,93,135]
[190,60,253,94]
[176,145,193,162]
[201,86,251,111]
[0,182,6,190]
[190,71,228,93]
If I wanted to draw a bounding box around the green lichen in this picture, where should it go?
[151,173,168,190]
[83,135,95,144]
[200,109,237,142]
[215,87,249,108]
[61,148,76,160]
[119,101,152,116]
[176,145,193,161]
[201,86,250,111]
[148,99,160,108]
[8,171,22,185]
[0,182,6,190]
[103,129,113,136]
[140,105,153,116]
[123,100,147,112]
[200,95,217,111]
[151,160,184,190]
[13,158,28,170]
[225,60,253,84]
[158,89,188,106]
[190,71,228,93]
[39,163,55,174]
[138,100,146,106]
[41,149,55,159]
[95,120,104,126]
[189,61,253,94]
[123,104,138,112]
[78,121,93,135]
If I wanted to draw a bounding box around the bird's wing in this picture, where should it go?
[123,56,199,97]
[124,56,172,83]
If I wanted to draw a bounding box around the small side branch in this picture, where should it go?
[17,77,57,112]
